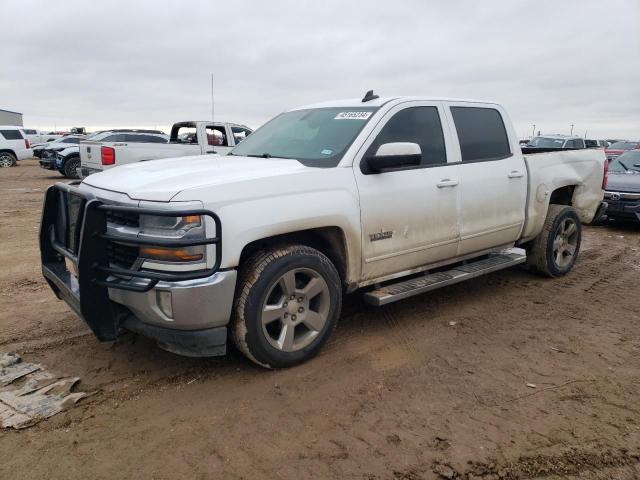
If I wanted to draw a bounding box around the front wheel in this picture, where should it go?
[526,204,582,277]
[231,245,342,368]
[63,156,81,179]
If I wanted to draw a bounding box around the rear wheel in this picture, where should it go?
[231,245,342,368]
[526,204,581,277]
[0,152,17,167]
[63,156,80,179]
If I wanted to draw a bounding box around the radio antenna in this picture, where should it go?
[211,73,215,123]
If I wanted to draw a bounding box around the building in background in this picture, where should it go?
[0,109,23,126]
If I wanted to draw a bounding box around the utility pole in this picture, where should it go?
[570,124,574,136]
[531,124,536,138]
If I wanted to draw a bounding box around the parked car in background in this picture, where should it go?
[79,121,251,177]
[34,135,85,158]
[526,135,586,150]
[20,128,63,145]
[0,126,33,167]
[585,139,609,148]
[53,129,168,179]
[40,94,606,367]
[604,151,640,223]
[604,141,640,162]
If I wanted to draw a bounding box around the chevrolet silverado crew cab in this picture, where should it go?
[79,121,252,178]
[39,93,607,368]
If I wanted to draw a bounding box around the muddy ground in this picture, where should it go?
[0,159,639,479]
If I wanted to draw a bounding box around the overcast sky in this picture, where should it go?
[1,0,639,139]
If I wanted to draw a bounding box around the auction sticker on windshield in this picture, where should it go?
[334,112,373,120]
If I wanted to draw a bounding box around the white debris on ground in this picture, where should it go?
[0,352,86,429]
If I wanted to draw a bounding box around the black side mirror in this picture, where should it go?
[365,142,421,174]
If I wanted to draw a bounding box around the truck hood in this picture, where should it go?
[82,155,310,201]
[607,172,640,193]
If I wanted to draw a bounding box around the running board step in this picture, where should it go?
[363,248,527,306]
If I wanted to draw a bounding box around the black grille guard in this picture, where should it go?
[40,182,222,340]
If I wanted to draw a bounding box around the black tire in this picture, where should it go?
[526,204,582,277]
[231,245,342,368]
[0,152,17,168]
[63,156,80,179]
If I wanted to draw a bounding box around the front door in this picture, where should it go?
[354,102,461,281]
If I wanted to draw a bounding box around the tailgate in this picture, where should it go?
[79,141,105,170]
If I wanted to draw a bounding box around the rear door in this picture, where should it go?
[354,101,461,281]
[445,103,527,256]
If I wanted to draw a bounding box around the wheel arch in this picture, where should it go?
[549,184,576,206]
[237,227,351,288]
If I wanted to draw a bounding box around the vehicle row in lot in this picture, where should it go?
[39,94,608,368]
[604,140,640,162]
[0,125,33,167]
[78,121,252,178]
[523,134,609,151]
[39,129,168,178]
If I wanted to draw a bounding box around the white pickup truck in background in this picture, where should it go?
[79,121,253,177]
[40,94,607,368]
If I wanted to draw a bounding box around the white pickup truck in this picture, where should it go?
[78,121,253,178]
[40,93,607,368]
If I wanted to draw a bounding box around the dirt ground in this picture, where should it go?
[1,159,639,480]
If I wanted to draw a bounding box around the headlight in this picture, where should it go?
[139,214,201,237]
[138,214,207,266]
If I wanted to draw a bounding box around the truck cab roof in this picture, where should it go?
[292,96,501,111]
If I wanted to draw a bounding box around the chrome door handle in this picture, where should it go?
[508,171,524,178]
[436,179,459,188]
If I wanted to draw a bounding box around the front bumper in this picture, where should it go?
[39,157,56,170]
[604,191,640,222]
[40,183,230,356]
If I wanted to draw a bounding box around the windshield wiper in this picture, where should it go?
[244,153,273,158]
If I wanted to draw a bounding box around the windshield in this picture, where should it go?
[527,136,566,148]
[611,151,640,173]
[609,141,638,150]
[230,107,378,167]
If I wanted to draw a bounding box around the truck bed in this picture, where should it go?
[520,148,606,242]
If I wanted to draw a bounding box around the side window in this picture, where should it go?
[62,137,80,144]
[206,126,229,147]
[0,129,24,140]
[102,134,127,142]
[451,107,511,162]
[365,106,447,167]
[127,134,167,143]
[231,127,252,144]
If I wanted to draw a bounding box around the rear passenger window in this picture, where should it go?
[367,106,447,167]
[451,107,511,162]
[0,129,24,140]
